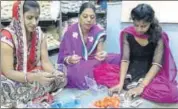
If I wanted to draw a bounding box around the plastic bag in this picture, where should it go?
[84,76,108,95]
[85,76,98,90]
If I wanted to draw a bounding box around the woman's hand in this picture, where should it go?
[95,51,107,61]
[68,54,81,64]
[126,85,144,98]
[53,70,65,77]
[34,72,56,86]
[108,83,124,96]
[52,70,66,82]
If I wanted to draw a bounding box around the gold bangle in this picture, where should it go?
[24,73,28,83]
[66,56,70,64]
[65,56,71,64]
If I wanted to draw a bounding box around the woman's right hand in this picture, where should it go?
[68,54,81,64]
[108,83,124,96]
[95,51,107,61]
[34,72,56,86]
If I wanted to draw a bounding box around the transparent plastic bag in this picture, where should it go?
[84,76,108,95]
[85,76,98,90]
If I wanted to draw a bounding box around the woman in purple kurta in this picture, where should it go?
[57,2,120,89]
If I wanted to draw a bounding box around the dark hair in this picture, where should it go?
[79,2,96,15]
[131,4,162,43]
[23,0,40,13]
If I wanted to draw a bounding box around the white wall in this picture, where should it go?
[121,1,178,23]
[105,2,122,53]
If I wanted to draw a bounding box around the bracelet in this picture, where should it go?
[65,56,71,64]
[24,73,28,83]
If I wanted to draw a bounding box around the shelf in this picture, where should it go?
[48,45,59,56]
[62,11,106,15]
[62,12,78,17]
[61,11,106,21]
[1,18,60,23]
[1,18,61,27]
[48,48,59,56]
[1,19,12,23]
[96,10,106,14]
[48,45,59,51]
[39,20,59,28]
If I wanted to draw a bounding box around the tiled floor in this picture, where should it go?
[49,53,178,108]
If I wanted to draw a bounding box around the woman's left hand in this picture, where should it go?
[52,70,66,78]
[95,51,107,61]
[126,86,144,98]
[52,70,66,83]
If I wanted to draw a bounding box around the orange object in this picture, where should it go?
[94,96,120,108]
[94,101,100,107]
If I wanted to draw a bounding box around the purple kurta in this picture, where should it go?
[58,23,120,89]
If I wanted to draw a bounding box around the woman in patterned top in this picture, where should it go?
[0,0,67,105]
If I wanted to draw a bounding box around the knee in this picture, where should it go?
[142,85,178,103]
